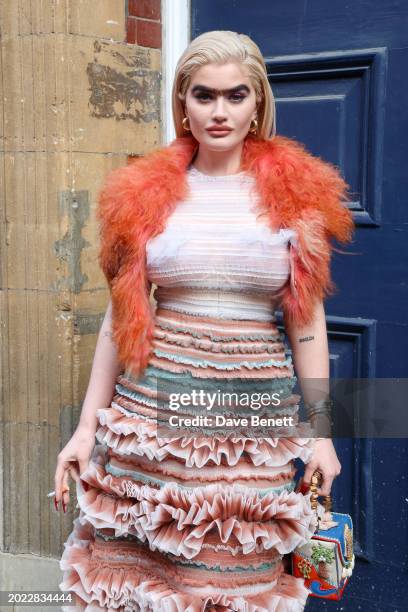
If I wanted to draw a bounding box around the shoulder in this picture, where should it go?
[96,142,177,228]
[97,144,168,208]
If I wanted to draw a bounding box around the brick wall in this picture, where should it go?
[126,0,162,48]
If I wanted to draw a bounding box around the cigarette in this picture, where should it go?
[47,486,69,498]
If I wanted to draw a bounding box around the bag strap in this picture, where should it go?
[310,469,332,518]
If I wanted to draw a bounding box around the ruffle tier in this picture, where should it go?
[73,444,317,560]
[60,516,312,612]
[95,403,315,468]
[144,308,295,379]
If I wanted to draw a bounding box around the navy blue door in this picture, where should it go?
[192,2,408,610]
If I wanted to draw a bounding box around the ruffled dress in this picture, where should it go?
[59,165,318,611]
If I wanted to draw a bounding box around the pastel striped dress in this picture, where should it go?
[59,164,318,611]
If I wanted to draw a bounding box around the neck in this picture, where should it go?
[190,141,244,176]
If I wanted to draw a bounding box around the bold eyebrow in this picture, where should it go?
[191,84,250,95]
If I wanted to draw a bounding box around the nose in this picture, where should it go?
[212,95,228,120]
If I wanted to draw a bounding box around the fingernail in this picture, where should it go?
[62,500,66,513]
[54,498,59,511]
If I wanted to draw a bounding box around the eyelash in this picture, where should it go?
[195,93,246,103]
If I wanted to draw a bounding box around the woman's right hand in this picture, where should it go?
[53,423,96,513]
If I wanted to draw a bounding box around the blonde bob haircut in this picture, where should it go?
[172,30,276,140]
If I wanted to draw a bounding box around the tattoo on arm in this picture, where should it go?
[298,335,315,343]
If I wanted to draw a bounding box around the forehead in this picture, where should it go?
[188,62,252,88]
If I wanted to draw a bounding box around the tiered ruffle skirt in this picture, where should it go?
[59,307,317,611]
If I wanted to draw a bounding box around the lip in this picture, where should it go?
[206,127,233,137]
[207,125,232,132]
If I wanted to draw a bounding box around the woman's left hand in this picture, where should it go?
[303,439,342,496]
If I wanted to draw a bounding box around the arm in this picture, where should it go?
[285,299,341,495]
[54,298,122,511]
[77,298,122,432]
[285,298,329,389]
[285,298,331,429]
[274,142,355,495]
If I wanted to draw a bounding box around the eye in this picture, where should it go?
[195,93,212,102]
[195,93,246,102]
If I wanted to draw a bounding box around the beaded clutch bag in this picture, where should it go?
[292,469,355,600]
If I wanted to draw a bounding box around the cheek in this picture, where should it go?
[231,104,255,122]
[188,102,210,122]
[234,112,254,130]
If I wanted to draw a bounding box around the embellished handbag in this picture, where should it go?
[292,469,355,600]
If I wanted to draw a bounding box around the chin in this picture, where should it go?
[202,133,243,148]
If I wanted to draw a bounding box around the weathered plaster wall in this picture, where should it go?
[0,0,162,589]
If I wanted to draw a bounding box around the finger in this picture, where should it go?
[319,474,334,496]
[303,465,316,486]
[68,463,80,483]
[54,460,67,509]
[61,469,70,509]
[78,459,89,478]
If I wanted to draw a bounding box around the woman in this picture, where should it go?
[55,30,354,611]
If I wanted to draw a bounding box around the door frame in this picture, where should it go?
[162,0,191,145]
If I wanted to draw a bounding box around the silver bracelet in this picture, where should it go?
[305,398,334,419]
[306,398,333,438]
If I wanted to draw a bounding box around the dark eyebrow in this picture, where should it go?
[191,84,250,95]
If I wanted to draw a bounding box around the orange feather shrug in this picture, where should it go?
[97,133,355,377]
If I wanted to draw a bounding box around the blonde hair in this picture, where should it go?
[172,30,276,140]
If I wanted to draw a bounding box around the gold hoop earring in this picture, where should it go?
[182,116,191,131]
[249,118,258,134]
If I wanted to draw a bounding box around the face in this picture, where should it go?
[183,62,258,150]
